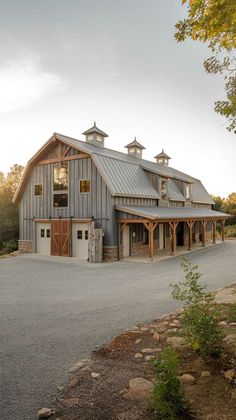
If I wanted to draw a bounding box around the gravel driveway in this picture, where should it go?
[1,241,236,420]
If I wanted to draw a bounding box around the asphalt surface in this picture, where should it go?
[1,241,236,420]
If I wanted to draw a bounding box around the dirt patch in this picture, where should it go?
[49,294,236,419]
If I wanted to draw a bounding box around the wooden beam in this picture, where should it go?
[62,145,71,157]
[221,219,225,242]
[37,153,90,165]
[200,220,207,247]
[212,220,216,244]
[168,221,178,255]
[186,220,194,251]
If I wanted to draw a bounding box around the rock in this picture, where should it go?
[60,397,80,407]
[156,321,169,332]
[172,319,181,325]
[91,372,100,378]
[201,371,210,377]
[130,326,139,331]
[68,378,78,388]
[128,377,154,398]
[229,322,236,327]
[153,332,160,341]
[219,321,227,327]
[140,327,148,332]
[134,352,143,358]
[222,333,236,355]
[135,338,142,344]
[180,374,195,384]
[141,348,161,354]
[224,369,235,382]
[68,365,80,374]
[37,408,53,418]
[145,355,154,361]
[75,361,85,368]
[166,336,188,351]
[56,385,64,392]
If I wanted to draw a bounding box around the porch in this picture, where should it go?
[116,205,230,261]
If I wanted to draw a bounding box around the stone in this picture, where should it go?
[180,374,196,384]
[68,365,80,374]
[224,369,235,382]
[91,372,100,378]
[156,321,169,332]
[201,371,210,377]
[153,332,160,341]
[56,385,64,392]
[140,327,148,332]
[229,322,236,327]
[60,398,80,407]
[134,352,143,358]
[68,378,78,388]
[145,355,154,361]
[166,336,188,351]
[222,333,236,355]
[37,408,53,418]
[219,321,227,327]
[141,348,161,354]
[128,377,154,398]
[135,338,142,344]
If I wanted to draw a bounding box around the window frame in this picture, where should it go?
[34,183,43,197]
[160,178,167,201]
[53,162,69,208]
[79,179,91,194]
[53,193,69,208]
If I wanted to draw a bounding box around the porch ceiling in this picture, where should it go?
[115,205,230,221]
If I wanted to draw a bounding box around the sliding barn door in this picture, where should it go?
[51,220,71,257]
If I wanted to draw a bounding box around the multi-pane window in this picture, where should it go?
[46,229,50,238]
[53,162,68,207]
[80,179,90,193]
[35,184,43,196]
[160,179,167,200]
[85,230,88,240]
[40,229,45,238]
[53,193,68,208]
[77,230,83,239]
[54,162,68,191]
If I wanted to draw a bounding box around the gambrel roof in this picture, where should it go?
[13,132,214,206]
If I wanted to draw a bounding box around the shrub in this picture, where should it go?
[227,303,236,323]
[225,224,236,238]
[171,259,223,358]
[149,346,188,419]
[0,239,18,255]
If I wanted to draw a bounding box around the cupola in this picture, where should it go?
[154,149,171,166]
[82,122,108,147]
[125,137,145,159]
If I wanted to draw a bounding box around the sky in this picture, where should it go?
[0,0,235,197]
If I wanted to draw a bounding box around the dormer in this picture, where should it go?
[125,137,145,159]
[154,149,171,166]
[82,122,108,147]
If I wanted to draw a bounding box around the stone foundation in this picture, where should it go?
[18,240,33,253]
[103,246,119,262]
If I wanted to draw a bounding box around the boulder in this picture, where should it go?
[37,408,53,418]
[153,332,160,341]
[222,333,236,356]
[128,377,154,398]
[180,374,195,384]
[166,336,188,351]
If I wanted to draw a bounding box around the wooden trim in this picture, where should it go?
[34,218,92,223]
[118,216,228,224]
[221,219,225,242]
[200,220,207,247]
[37,153,90,165]
[212,220,216,244]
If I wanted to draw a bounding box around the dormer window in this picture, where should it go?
[160,179,167,200]
[185,185,190,199]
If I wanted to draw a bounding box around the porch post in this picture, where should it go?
[169,221,178,256]
[221,219,225,242]
[187,220,194,251]
[201,220,206,247]
[212,220,216,244]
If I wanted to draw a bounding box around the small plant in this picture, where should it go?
[0,239,18,255]
[227,303,236,323]
[171,259,223,358]
[149,346,188,419]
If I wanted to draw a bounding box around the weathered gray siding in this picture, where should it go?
[19,158,115,249]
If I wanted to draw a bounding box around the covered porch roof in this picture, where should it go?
[115,205,230,221]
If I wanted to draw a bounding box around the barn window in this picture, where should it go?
[35,184,43,196]
[53,193,68,207]
[53,162,68,191]
[85,230,88,240]
[185,185,190,199]
[40,229,45,238]
[77,230,83,239]
[46,229,50,238]
[80,179,90,193]
[160,179,167,200]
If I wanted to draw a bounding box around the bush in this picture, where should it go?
[0,239,18,255]
[225,224,236,238]
[149,346,188,419]
[227,303,236,323]
[171,259,223,358]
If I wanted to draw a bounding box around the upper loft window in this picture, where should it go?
[185,185,190,200]
[160,179,167,200]
[53,162,68,191]
[80,179,90,193]
[35,184,43,196]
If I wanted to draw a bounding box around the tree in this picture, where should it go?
[175,0,236,133]
[211,195,224,212]
[224,192,236,216]
[6,164,24,195]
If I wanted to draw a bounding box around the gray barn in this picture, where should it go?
[14,123,229,261]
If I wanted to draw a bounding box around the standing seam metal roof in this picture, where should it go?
[168,179,185,201]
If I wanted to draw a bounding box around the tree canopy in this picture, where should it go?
[176,0,236,133]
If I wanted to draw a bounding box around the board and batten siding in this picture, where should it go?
[19,158,115,250]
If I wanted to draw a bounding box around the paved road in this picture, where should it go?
[1,242,236,420]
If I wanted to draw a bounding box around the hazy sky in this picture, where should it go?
[0,0,235,197]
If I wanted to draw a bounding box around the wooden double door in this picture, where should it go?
[51,220,71,257]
